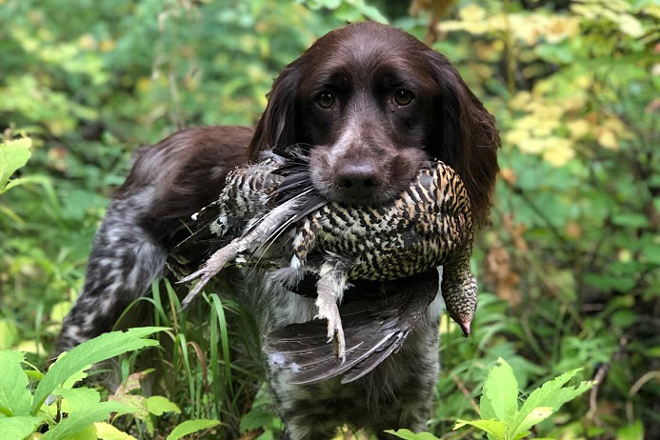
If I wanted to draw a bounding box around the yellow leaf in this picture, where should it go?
[543,141,575,166]
[16,340,46,354]
[567,120,590,139]
[545,17,580,43]
[51,301,72,323]
[95,422,137,440]
[505,129,531,147]
[518,137,547,154]
[459,4,486,22]
[597,129,619,150]
[78,34,96,50]
[136,77,152,93]
[603,117,634,139]
[532,119,560,137]
[617,13,644,38]
[510,91,532,110]
[99,39,115,52]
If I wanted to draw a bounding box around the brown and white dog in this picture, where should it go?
[57,22,499,439]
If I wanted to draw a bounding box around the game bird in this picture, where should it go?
[172,149,477,383]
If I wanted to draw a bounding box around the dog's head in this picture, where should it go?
[248,21,499,226]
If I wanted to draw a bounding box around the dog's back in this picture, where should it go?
[56,126,253,354]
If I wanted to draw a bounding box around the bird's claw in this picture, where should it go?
[178,241,239,309]
[315,297,346,364]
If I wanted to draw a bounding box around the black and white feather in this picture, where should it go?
[172,150,477,383]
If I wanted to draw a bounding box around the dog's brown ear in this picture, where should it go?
[425,50,500,227]
[247,61,305,160]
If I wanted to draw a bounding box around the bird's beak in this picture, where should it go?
[460,320,471,337]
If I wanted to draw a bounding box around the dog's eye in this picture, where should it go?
[393,88,414,106]
[316,91,336,109]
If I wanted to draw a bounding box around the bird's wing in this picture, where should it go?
[168,199,242,277]
[169,149,326,276]
[263,270,439,384]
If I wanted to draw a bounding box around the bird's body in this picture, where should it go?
[175,150,477,382]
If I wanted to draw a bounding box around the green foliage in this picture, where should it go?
[31,327,165,413]
[0,329,159,438]
[388,358,593,440]
[0,138,31,194]
[456,358,593,440]
[165,419,220,440]
[0,328,224,439]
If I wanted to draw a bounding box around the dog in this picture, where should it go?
[57,22,499,439]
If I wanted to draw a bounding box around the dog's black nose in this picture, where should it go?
[336,163,383,197]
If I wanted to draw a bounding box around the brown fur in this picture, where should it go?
[117,126,254,243]
[248,21,499,225]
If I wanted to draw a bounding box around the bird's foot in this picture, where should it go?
[178,241,239,308]
[315,295,346,364]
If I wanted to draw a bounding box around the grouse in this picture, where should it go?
[172,150,477,381]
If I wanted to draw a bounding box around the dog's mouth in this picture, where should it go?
[324,186,399,207]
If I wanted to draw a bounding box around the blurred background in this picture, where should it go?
[0,0,658,438]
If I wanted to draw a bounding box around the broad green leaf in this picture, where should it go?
[516,407,553,432]
[384,429,440,439]
[145,396,181,416]
[61,365,90,390]
[0,416,43,439]
[54,387,100,413]
[95,422,137,440]
[32,327,166,414]
[240,407,276,433]
[454,419,508,440]
[66,424,98,440]
[512,368,593,435]
[480,358,519,423]
[41,401,135,440]
[166,420,220,440]
[0,351,32,416]
[617,420,644,440]
[0,138,32,193]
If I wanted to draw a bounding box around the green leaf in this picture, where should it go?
[166,420,220,440]
[617,420,644,440]
[511,368,593,436]
[240,407,276,432]
[611,213,650,228]
[61,365,91,390]
[0,416,43,440]
[95,422,138,440]
[384,429,441,439]
[66,424,98,440]
[0,138,32,194]
[454,419,508,440]
[31,327,166,414]
[145,396,181,416]
[42,401,135,440]
[0,351,32,417]
[515,407,553,433]
[54,387,101,413]
[584,274,636,292]
[480,358,519,423]
[0,320,19,350]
